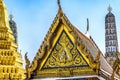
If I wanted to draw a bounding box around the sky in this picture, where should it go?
[4,0,120,65]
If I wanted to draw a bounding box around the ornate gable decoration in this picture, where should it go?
[43,31,88,69]
[26,11,98,78]
[26,1,99,79]
[28,17,97,78]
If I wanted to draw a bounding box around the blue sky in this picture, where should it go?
[4,0,120,64]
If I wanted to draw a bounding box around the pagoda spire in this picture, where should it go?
[0,0,3,1]
[108,4,112,12]
[0,0,11,31]
[9,13,18,45]
[105,4,119,66]
[9,12,14,20]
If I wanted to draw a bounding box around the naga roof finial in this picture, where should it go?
[85,18,90,38]
[87,18,89,32]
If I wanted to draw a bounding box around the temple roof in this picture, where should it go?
[26,1,119,79]
[73,23,119,79]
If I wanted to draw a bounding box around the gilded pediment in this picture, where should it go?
[27,9,98,78]
[30,27,97,78]
[43,31,88,69]
[27,3,98,79]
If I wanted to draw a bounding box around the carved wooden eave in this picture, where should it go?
[71,25,119,80]
[111,53,120,79]
[26,5,119,80]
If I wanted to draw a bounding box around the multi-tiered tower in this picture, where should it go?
[0,0,25,79]
[105,5,119,66]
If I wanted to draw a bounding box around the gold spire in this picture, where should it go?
[108,4,112,12]
[0,1,25,79]
[0,0,11,31]
[0,0,3,2]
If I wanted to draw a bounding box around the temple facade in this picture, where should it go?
[25,0,120,80]
[0,0,120,80]
[0,0,25,80]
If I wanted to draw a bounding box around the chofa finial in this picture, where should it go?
[58,0,61,9]
[108,4,112,12]
[85,18,90,38]
[87,18,89,32]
